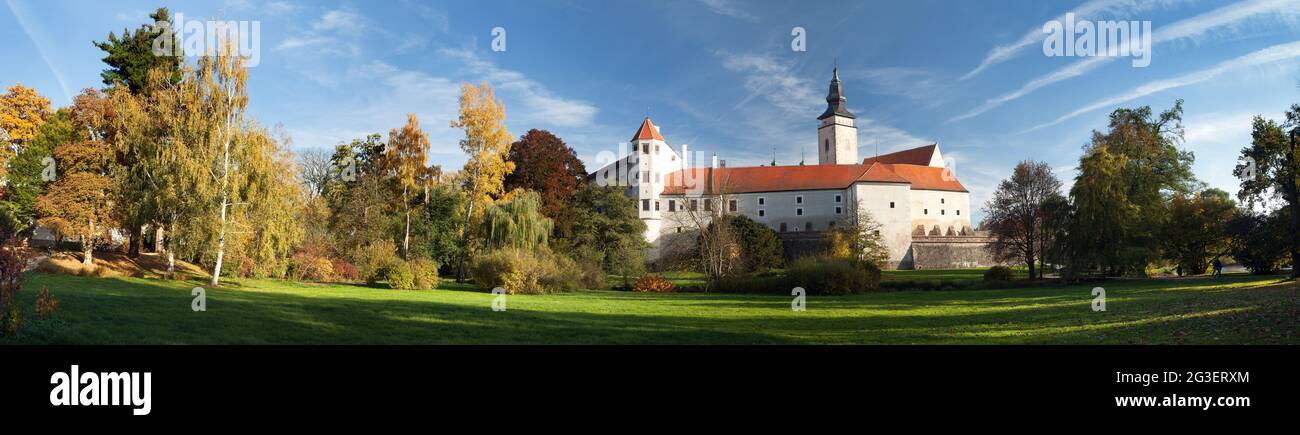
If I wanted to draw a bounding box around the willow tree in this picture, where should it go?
[451,82,513,280]
[482,190,552,252]
[387,114,431,259]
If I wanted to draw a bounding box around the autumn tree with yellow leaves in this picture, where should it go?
[0,84,52,180]
[451,82,513,280]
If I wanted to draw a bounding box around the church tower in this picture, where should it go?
[817,67,858,165]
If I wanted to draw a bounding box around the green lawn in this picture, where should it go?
[3,272,1297,344]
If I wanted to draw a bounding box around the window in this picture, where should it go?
[690,199,698,211]
[796,208,804,216]
[642,199,650,211]
[654,201,660,211]
[758,197,766,206]
[824,139,829,152]
[758,209,766,217]
[728,200,737,212]
[805,222,813,231]
[642,144,649,154]
[835,206,842,214]
[780,222,788,232]
[668,200,676,212]
[655,144,660,154]
[641,171,649,182]
[889,201,895,209]
[633,143,639,152]
[941,210,945,215]
[834,194,842,203]
[796,196,804,204]
[704,199,713,212]
[941,198,945,204]
[676,227,682,233]
[924,209,929,215]
[957,210,961,216]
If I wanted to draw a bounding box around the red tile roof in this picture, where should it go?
[662,160,967,195]
[861,144,939,166]
[631,118,664,141]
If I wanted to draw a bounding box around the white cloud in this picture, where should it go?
[438,48,599,128]
[1025,40,1300,132]
[697,0,758,22]
[951,0,1300,123]
[960,0,1180,80]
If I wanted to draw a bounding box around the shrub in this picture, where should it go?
[470,248,577,294]
[352,240,402,285]
[577,258,606,290]
[633,275,675,293]
[385,261,416,290]
[983,266,1014,282]
[291,252,335,282]
[409,258,439,290]
[786,256,881,295]
[0,236,30,336]
[35,287,59,319]
[331,259,360,282]
[713,274,789,294]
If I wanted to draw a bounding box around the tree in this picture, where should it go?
[299,148,334,199]
[1226,208,1290,275]
[825,202,889,267]
[720,214,783,274]
[94,7,182,93]
[1161,189,1235,275]
[1062,101,1196,277]
[36,89,118,268]
[451,82,513,280]
[980,160,1063,279]
[481,190,553,252]
[1,109,73,236]
[198,40,250,287]
[325,135,396,258]
[503,129,587,239]
[409,183,465,269]
[572,185,648,289]
[0,84,52,180]
[386,114,431,259]
[1235,106,1300,278]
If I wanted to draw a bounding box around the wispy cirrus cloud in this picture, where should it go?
[1024,40,1300,132]
[697,0,758,22]
[950,0,1300,123]
[960,0,1180,80]
[437,47,599,128]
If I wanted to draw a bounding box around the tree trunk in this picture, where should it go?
[456,179,480,282]
[129,224,143,258]
[403,208,411,260]
[81,234,93,269]
[155,225,165,254]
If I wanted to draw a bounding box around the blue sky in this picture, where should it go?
[4,0,1300,222]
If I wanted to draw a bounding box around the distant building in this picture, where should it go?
[589,68,993,269]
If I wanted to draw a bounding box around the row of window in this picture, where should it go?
[922,209,961,216]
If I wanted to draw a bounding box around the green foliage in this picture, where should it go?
[786,256,882,295]
[1,109,72,235]
[1235,107,1300,277]
[983,266,1014,282]
[1226,208,1290,275]
[719,214,783,273]
[409,185,465,269]
[1058,101,1198,277]
[409,258,439,290]
[571,186,648,286]
[1162,189,1235,275]
[93,7,182,93]
[482,190,553,252]
[385,261,415,290]
[469,248,579,294]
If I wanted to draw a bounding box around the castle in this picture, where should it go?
[590,69,993,269]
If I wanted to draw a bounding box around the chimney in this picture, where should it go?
[711,154,719,169]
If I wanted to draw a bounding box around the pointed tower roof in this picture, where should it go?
[818,67,856,120]
[631,118,665,141]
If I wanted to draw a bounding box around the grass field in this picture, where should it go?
[3,271,1297,344]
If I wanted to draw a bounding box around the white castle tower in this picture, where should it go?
[817,67,859,165]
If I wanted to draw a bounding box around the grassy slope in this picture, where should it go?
[4,272,1297,345]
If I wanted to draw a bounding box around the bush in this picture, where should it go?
[291,252,335,282]
[35,287,59,319]
[352,240,402,285]
[409,258,439,290]
[577,259,606,290]
[470,248,577,294]
[983,266,1014,282]
[713,274,789,294]
[786,256,881,295]
[633,275,675,293]
[385,261,416,290]
[332,259,360,282]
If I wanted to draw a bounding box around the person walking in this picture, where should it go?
[1211,257,1223,278]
